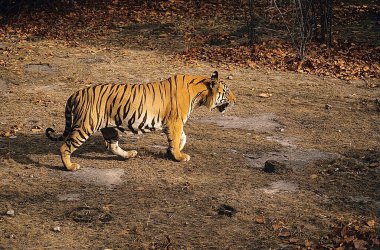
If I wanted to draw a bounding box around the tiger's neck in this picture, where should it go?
[188,79,210,112]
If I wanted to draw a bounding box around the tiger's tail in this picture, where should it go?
[46,95,74,142]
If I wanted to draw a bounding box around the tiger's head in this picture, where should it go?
[205,71,236,113]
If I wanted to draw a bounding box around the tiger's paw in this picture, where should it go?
[66,163,80,171]
[126,150,138,158]
[167,148,190,162]
[177,153,191,162]
[119,150,138,159]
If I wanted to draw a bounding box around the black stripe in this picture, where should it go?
[138,111,148,130]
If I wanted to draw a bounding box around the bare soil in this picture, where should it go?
[0,36,379,249]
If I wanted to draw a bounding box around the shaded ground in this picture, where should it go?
[0,1,379,249]
[0,38,379,249]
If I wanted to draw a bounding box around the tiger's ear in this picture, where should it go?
[210,71,219,89]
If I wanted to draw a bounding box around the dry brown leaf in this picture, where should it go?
[247,60,257,69]
[3,131,11,137]
[353,239,367,250]
[278,230,291,238]
[272,223,283,230]
[288,238,299,243]
[304,239,312,247]
[366,219,375,227]
[254,216,265,224]
[120,229,130,235]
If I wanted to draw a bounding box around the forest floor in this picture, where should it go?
[0,1,379,249]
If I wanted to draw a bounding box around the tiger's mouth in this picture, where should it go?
[217,103,230,113]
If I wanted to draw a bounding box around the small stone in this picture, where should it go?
[310,174,318,179]
[368,162,379,168]
[325,104,332,109]
[226,75,233,80]
[6,209,15,216]
[53,226,61,232]
[217,204,237,217]
[135,186,144,191]
[263,160,290,174]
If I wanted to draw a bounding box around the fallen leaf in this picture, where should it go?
[258,93,272,98]
[272,223,283,230]
[120,229,130,235]
[304,239,312,247]
[366,219,375,227]
[289,238,299,243]
[3,131,11,137]
[254,216,265,224]
[353,239,367,249]
[247,60,256,68]
[278,230,291,237]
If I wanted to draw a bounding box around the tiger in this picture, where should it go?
[46,71,236,171]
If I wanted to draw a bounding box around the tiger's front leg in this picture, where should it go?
[179,131,186,151]
[166,122,190,162]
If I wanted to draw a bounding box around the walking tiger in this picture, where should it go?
[46,71,235,171]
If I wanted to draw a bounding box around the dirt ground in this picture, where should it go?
[1,22,380,250]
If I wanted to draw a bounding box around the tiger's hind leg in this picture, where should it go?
[60,128,92,171]
[101,128,137,159]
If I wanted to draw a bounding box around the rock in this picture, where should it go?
[6,209,15,216]
[226,75,233,80]
[325,104,332,109]
[53,226,61,232]
[217,204,237,217]
[263,160,290,174]
[375,99,380,111]
[368,162,379,169]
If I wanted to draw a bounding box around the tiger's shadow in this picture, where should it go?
[0,132,169,170]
